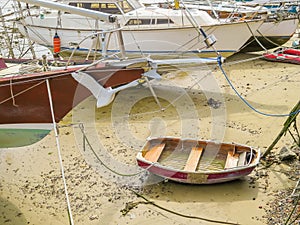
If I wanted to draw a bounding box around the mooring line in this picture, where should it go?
[46,79,74,225]
[217,56,300,117]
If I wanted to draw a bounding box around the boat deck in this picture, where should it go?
[143,138,252,172]
[158,147,227,171]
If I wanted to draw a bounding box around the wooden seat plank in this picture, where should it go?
[184,147,203,172]
[224,151,239,169]
[237,152,247,166]
[144,143,165,162]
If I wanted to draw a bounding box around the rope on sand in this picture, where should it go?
[130,189,240,225]
[78,123,154,177]
[78,124,239,224]
[217,56,300,117]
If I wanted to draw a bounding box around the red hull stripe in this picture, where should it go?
[137,160,254,182]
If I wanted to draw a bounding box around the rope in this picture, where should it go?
[118,8,146,58]
[131,190,240,225]
[243,15,298,53]
[256,29,283,50]
[9,75,18,107]
[16,11,51,46]
[1,0,10,9]
[0,64,143,87]
[217,56,300,117]
[0,80,44,105]
[244,21,267,52]
[224,54,266,66]
[78,123,154,177]
[46,79,74,225]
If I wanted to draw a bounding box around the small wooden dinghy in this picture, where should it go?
[136,137,260,184]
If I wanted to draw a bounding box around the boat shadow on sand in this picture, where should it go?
[142,174,259,203]
[0,197,28,224]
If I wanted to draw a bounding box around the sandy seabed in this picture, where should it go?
[0,40,300,225]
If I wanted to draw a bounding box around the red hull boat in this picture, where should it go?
[262,52,300,64]
[136,137,260,184]
[282,48,300,56]
[0,61,145,147]
[263,48,300,64]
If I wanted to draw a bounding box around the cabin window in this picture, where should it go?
[101,3,121,14]
[69,3,81,7]
[82,3,91,9]
[126,19,152,25]
[90,3,100,10]
[117,0,134,13]
[157,18,174,24]
[68,3,92,10]
[125,18,174,26]
[68,2,122,14]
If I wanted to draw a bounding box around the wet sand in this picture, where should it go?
[1,40,300,224]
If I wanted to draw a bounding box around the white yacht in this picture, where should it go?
[16,0,264,58]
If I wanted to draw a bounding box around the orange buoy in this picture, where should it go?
[53,33,61,53]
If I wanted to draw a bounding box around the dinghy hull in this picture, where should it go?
[137,137,260,184]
